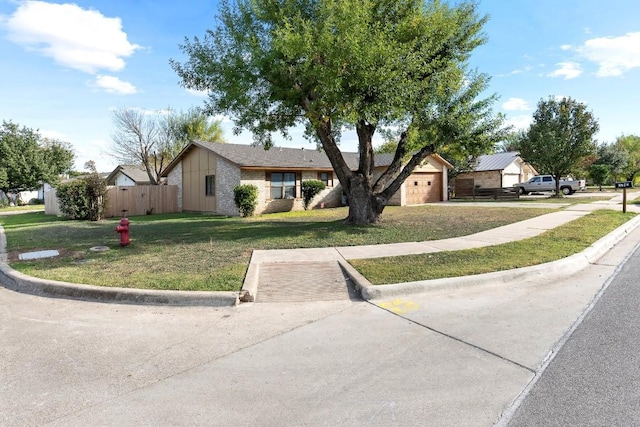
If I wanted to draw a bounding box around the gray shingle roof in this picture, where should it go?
[106,165,151,184]
[474,152,520,172]
[197,141,350,169]
[162,141,452,176]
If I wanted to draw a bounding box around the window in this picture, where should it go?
[318,172,333,187]
[270,172,296,199]
[205,175,215,196]
[542,176,553,182]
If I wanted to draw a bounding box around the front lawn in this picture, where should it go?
[1,205,555,291]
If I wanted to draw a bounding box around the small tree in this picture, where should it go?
[589,164,610,191]
[301,180,326,210]
[56,162,107,221]
[233,184,258,217]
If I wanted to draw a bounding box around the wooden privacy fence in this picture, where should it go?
[105,186,178,218]
[452,178,519,200]
[45,186,179,217]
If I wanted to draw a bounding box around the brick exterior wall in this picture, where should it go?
[217,158,242,216]
[167,161,183,211]
[238,169,344,215]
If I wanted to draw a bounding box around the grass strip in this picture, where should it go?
[349,210,636,285]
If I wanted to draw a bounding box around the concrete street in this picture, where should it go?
[2,213,640,426]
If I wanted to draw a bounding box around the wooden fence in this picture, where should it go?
[45,185,179,218]
[452,178,519,200]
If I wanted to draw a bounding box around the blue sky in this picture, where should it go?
[1,0,639,172]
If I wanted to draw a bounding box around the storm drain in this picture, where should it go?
[256,261,358,303]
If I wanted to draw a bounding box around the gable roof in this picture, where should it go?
[106,165,151,185]
[474,152,522,172]
[162,141,453,176]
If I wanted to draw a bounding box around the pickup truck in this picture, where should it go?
[514,175,586,195]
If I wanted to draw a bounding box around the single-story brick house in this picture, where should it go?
[106,165,152,186]
[161,141,452,216]
[453,152,537,190]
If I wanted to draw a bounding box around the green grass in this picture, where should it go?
[349,210,636,285]
[0,205,555,291]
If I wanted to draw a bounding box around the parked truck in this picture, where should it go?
[513,175,586,195]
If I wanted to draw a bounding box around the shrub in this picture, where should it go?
[56,172,107,220]
[29,198,44,205]
[233,184,258,217]
[301,179,326,210]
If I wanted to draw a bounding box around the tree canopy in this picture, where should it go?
[592,141,628,182]
[615,134,640,182]
[0,120,75,196]
[171,0,507,223]
[518,96,599,196]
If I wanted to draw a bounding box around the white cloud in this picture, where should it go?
[548,61,582,79]
[560,44,572,51]
[579,32,640,77]
[4,1,140,74]
[186,88,209,97]
[39,129,70,141]
[94,75,137,95]
[502,98,531,111]
[505,115,532,131]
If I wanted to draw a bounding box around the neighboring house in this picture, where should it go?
[1,183,51,205]
[106,165,152,187]
[453,152,538,189]
[161,141,452,216]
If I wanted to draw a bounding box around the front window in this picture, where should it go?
[318,172,333,187]
[270,172,296,199]
[205,175,215,196]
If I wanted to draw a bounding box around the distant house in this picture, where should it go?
[453,152,537,190]
[106,165,151,187]
[161,141,452,216]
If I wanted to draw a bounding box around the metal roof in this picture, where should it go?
[474,152,521,172]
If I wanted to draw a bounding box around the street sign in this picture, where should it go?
[615,181,633,189]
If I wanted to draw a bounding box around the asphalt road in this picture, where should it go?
[504,243,640,426]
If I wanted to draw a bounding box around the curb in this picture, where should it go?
[347,214,640,301]
[0,262,239,306]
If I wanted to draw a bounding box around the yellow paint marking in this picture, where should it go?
[378,299,419,314]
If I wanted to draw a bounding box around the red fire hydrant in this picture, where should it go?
[115,218,130,247]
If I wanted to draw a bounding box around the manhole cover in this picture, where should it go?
[89,246,110,253]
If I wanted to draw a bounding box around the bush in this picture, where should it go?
[301,180,326,210]
[233,184,258,217]
[56,173,107,220]
[29,198,44,205]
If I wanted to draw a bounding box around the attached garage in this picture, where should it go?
[406,172,443,204]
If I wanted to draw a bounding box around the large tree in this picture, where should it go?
[110,108,224,184]
[518,97,599,196]
[171,0,506,224]
[0,120,74,196]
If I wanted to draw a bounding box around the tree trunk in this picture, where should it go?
[345,173,386,224]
